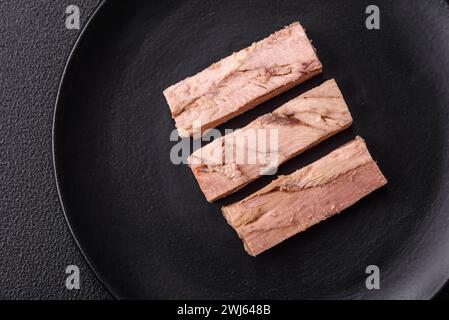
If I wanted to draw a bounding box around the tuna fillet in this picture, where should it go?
[222,137,388,256]
[163,22,323,137]
[188,79,353,202]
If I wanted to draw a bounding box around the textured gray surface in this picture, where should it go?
[0,0,111,299]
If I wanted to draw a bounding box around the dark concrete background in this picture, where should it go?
[0,0,111,299]
[1,0,448,300]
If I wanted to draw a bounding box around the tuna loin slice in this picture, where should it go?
[163,22,323,137]
[222,137,388,256]
[188,79,353,202]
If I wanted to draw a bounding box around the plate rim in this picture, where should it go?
[51,0,119,299]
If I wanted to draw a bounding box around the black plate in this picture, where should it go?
[53,0,449,299]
